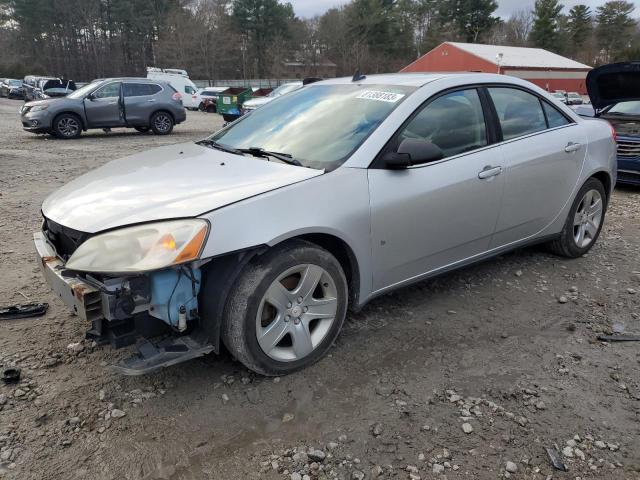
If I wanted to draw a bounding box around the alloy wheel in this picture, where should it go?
[154,114,171,133]
[573,189,603,248]
[256,264,338,362]
[58,117,79,137]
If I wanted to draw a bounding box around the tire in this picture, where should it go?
[53,113,82,139]
[205,105,216,113]
[221,240,348,376]
[134,126,150,133]
[198,102,205,111]
[149,111,174,135]
[547,178,607,258]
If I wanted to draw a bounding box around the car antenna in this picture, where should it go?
[352,70,366,82]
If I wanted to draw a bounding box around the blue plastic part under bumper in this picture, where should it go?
[148,268,201,327]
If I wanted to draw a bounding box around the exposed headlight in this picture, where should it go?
[66,219,209,273]
[30,104,49,112]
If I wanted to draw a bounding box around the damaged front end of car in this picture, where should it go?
[34,216,216,375]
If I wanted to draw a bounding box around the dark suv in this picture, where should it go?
[20,78,187,138]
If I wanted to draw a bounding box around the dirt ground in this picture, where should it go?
[0,96,639,480]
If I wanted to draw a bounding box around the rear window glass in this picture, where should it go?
[543,102,570,128]
[489,87,547,141]
[124,83,161,97]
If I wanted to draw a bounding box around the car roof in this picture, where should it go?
[99,77,170,84]
[314,72,516,88]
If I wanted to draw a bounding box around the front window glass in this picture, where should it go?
[399,89,487,159]
[209,84,415,170]
[94,82,121,99]
[185,85,196,94]
[67,82,100,99]
[608,101,640,115]
[489,87,547,141]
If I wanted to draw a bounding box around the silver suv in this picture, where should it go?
[20,78,187,138]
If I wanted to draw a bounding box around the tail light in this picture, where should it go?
[172,92,182,102]
[192,94,197,99]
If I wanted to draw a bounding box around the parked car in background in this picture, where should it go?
[196,87,227,112]
[147,67,199,110]
[0,78,25,99]
[34,72,615,376]
[581,62,640,185]
[22,76,63,101]
[20,78,186,138]
[552,91,568,104]
[34,78,77,99]
[566,92,584,105]
[240,82,303,115]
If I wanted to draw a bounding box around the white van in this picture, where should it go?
[146,67,199,110]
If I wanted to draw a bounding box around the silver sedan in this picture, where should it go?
[35,73,616,376]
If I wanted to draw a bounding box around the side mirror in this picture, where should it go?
[383,138,444,169]
[86,93,95,101]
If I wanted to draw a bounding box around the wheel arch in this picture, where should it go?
[590,170,612,200]
[52,110,86,131]
[198,232,362,353]
[149,109,174,124]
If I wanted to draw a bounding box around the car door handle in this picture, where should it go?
[478,165,503,180]
[565,142,582,153]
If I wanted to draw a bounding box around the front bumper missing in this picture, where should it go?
[34,231,215,374]
[33,231,102,322]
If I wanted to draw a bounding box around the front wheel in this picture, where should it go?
[150,111,174,135]
[221,240,348,376]
[547,178,607,258]
[53,113,82,139]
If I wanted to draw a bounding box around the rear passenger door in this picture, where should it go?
[123,82,162,125]
[487,87,586,248]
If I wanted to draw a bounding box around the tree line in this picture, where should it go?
[0,0,637,82]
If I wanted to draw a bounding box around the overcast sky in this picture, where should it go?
[289,0,636,18]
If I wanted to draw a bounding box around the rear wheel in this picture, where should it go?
[53,113,82,139]
[150,111,174,135]
[205,104,216,113]
[547,178,607,258]
[221,240,348,376]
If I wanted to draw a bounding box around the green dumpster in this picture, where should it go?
[217,87,253,122]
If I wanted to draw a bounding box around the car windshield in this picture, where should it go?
[208,83,415,170]
[67,82,101,99]
[269,83,301,97]
[9,80,21,86]
[608,101,640,115]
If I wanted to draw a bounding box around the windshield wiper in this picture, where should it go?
[238,147,303,167]
[196,139,243,155]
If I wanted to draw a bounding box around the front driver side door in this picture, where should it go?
[368,88,505,293]
[84,81,125,128]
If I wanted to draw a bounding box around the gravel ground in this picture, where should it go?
[0,96,639,480]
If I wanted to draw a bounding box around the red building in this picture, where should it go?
[401,42,592,94]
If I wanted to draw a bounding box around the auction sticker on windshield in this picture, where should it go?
[356,90,405,103]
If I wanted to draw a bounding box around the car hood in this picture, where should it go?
[24,98,65,108]
[42,142,323,233]
[586,62,640,111]
[243,97,272,108]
